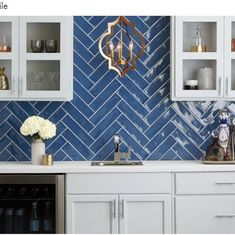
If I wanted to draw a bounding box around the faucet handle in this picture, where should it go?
[124,146,131,160]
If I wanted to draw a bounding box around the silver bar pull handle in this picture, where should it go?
[112,199,116,219]
[226,76,229,96]
[218,77,221,96]
[19,78,23,96]
[215,182,235,185]
[216,214,235,218]
[122,199,125,219]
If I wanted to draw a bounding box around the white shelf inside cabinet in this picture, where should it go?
[0,52,14,60]
[181,52,218,60]
[25,53,61,60]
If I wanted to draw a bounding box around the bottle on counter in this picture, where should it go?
[43,201,53,233]
[29,202,40,233]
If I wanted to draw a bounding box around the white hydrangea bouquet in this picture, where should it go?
[20,116,56,165]
[20,116,56,140]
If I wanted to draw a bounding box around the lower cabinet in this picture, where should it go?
[66,194,171,234]
[176,196,235,234]
[175,172,235,234]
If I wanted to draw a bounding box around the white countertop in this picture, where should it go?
[0,161,235,173]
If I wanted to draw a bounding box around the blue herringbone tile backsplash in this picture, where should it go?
[0,16,233,161]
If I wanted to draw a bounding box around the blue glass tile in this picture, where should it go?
[90,80,120,110]
[143,16,162,27]
[54,149,67,161]
[7,143,29,161]
[62,103,94,132]
[62,143,86,161]
[172,114,204,145]
[90,122,121,153]
[73,65,94,90]
[47,136,66,154]
[74,37,93,61]
[126,70,149,90]
[34,101,50,111]
[88,16,106,27]
[74,22,93,47]
[172,102,204,132]
[62,129,93,160]
[126,16,149,34]
[145,81,170,111]
[89,61,111,83]
[0,135,11,152]
[90,70,118,96]
[145,108,175,139]
[119,129,148,160]
[72,93,94,118]
[0,149,12,161]
[75,16,93,34]
[147,136,176,160]
[172,143,197,160]
[74,51,94,76]
[62,115,94,146]
[161,149,177,160]
[144,54,170,83]
[172,129,204,158]
[40,102,63,119]
[90,94,121,125]
[118,87,148,118]
[0,108,11,124]
[146,97,172,125]
[90,108,121,139]
[146,121,175,152]
[118,77,148,104]
[118,115,149,145]
[6,103,28,122]
[117,101,149,131]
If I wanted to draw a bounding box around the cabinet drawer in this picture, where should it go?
[67,173,171,194]
[176,196,235,234]
[176,172,235,195]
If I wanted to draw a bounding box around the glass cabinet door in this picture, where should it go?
[0,17,18,98]
[19,16,72,100]
[174,16,223,100]
[224,17,235,98]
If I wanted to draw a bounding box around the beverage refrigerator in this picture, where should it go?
[0,174,64,234]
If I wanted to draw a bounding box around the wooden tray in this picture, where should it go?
[202,160,235,164]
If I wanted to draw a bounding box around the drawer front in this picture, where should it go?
[176,196,235,234]
[176,172,235,194]
[66,173,171,194]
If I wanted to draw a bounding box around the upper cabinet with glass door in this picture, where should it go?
[225,17,235,99]
[171,16,224,101]
[0,16,73,101]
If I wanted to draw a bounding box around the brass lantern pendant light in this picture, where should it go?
[99,16,145,77]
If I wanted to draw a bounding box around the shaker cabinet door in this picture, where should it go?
[176,196,235,234]
[119,194,171,234]
[66,195,119,234]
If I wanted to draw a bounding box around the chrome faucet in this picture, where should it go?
[114,134,131,162]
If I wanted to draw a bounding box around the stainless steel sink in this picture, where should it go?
[91,161,143,166]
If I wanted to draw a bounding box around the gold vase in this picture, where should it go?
[0,67,9,90]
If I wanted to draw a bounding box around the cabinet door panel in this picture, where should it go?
[176,196,235,234]
[119,194,171,234]
[173,16,224,101]
[66,195,118,234]
[19,16,72,100]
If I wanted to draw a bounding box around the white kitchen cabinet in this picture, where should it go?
[171,16,235,101]
[0,16,73,101]
[66,173,172,234]
[66,195,119,234]
[175,172,235,234]
[119,194,171,234]
[176,196,235,234]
